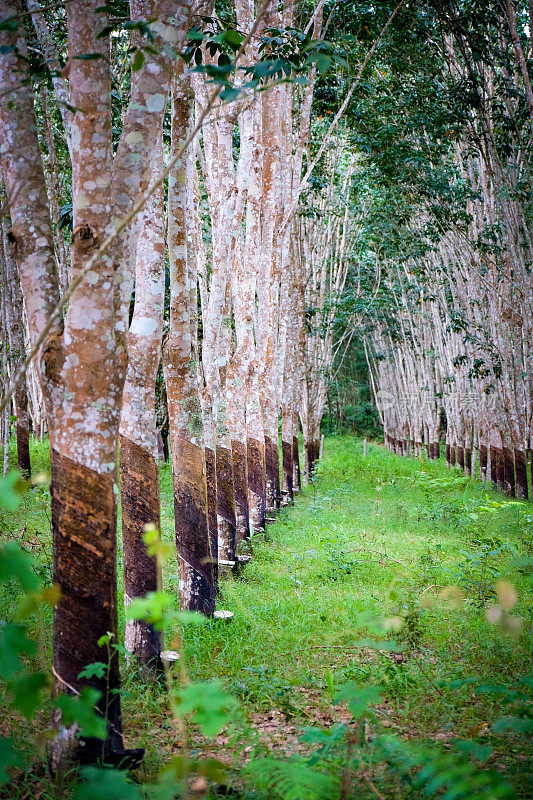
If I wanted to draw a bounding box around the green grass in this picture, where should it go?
[1,434,532,798]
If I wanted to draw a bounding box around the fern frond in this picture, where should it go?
[244,755,339,800]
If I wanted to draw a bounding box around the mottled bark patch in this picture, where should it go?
[71,223,98,252]
[50,448,123,755]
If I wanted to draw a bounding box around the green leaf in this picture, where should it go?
[220,86,240,102]
[78,662,108,680]
[245,755,338,800]
[0,738,24,786]
[325,667,334,699]
[175,610,208,626]
[131,49,144,72]
[0,623,37,679]
[333,681,382,719]
[175,680,238,738]
[126,591,174,630]
[72,767,142,800]
[492,715,533,735]
[54,687,106,739]
[0,541,40,592]
[9,671,49,718]
[222,29,245,50]
[453,739,493,763]
[0,15,19,33]
[0,472,27,512]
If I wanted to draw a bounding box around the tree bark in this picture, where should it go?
[502,445,516,497]
[479,443,488,480]
[1,218,31,477]
[119,150,165,667]
[514,448,528,499]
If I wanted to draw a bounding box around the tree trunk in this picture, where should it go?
[232,437,250,545]
[281,437,293,502]
[502,446,516,497]
[514,448,528,499]
[50,451,124,761]
[120,436,162,665]
[204,445,218,585]
[479,443,488,480]
[119,158,165,667]
[1,219,31,477]
[216,443,237,562]
[163,70,215,614]
[264,435,277,512]
[292,433,301,492]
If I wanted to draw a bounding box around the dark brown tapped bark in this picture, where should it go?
[450,446,456,467]
[231,438,250,545]
[171,436,216,614]
[2,222,31,477]
[247,436,266,531]
[503,446,516,497]
[281,438,293,502]
[464,448,472,476]
[490,445,498,487]
[479,444,488,480]
[273,437,281,506]
[50,450,123,758]
[446,443,450,465]
[264,435,277,511]
[456,446,465,471]
[514,449,528,499]
[495,447,505,492]
[292,434,301,491]
[305,440,314,476]
[205,446,219,588]
[434,442,440,459]
[216,444,236,563]
[119,435,162,666]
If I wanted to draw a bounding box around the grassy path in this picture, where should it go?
[1,435,532,797]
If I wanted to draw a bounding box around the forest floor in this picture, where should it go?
[1,435,532,799]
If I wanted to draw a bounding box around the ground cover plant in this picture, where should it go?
[1,434,531,798]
